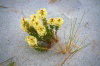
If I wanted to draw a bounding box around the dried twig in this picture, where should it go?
[0,5,9,8]
[59,52,75,66]
[59,43,91,66]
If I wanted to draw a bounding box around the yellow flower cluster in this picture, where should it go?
[30,19,41,28]
[21,8,64,49]
[21,8,63,36]
[47,18,55,25]
[25,36,37,47]
[30,9,47,36]
[30,14,39,22]
[21,18,29,32]
[47,18,63,27]
[37,8,47,19]
[36,25,46,36]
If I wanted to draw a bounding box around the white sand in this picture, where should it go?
[0,0,100,66]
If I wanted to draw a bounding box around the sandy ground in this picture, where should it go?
[0,0,100,66]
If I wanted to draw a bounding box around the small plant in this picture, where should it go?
[21,8,63,51]
[20,9,90,66]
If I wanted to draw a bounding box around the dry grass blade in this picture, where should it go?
[59,52,75,66]
[73,12,85,40]
[56,12,90,66]
[59,43,91,66]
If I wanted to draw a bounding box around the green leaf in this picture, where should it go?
[42,18,47,26]
[55,26,59,31]
[8,62,15,66]
[28,26,41,40]
[33,46,48,52]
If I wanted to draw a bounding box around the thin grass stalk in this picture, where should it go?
[59,52,75,66]
[73,12,85,40]
[60,42,90,66]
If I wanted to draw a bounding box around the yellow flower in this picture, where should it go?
[55,18,64,27]
[30,14,39,22]
[47,18,64,27]
[37,8,47,18]
[21,18,29,32]
[47,18,56,25]
[25,36,37,47]
[36,25,46,36]
[30,20,41,28]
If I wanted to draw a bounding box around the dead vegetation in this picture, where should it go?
[48,12,90,66]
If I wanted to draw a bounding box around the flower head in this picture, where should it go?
[30,20,41,28]
[55,18,64,27]
[37,8,47,19]
[30,14,39,22]
[47,18,56,25]
[21,18,29,32]
[25,36,37,47]
[47,18,64,27]
[36,25,46,36]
